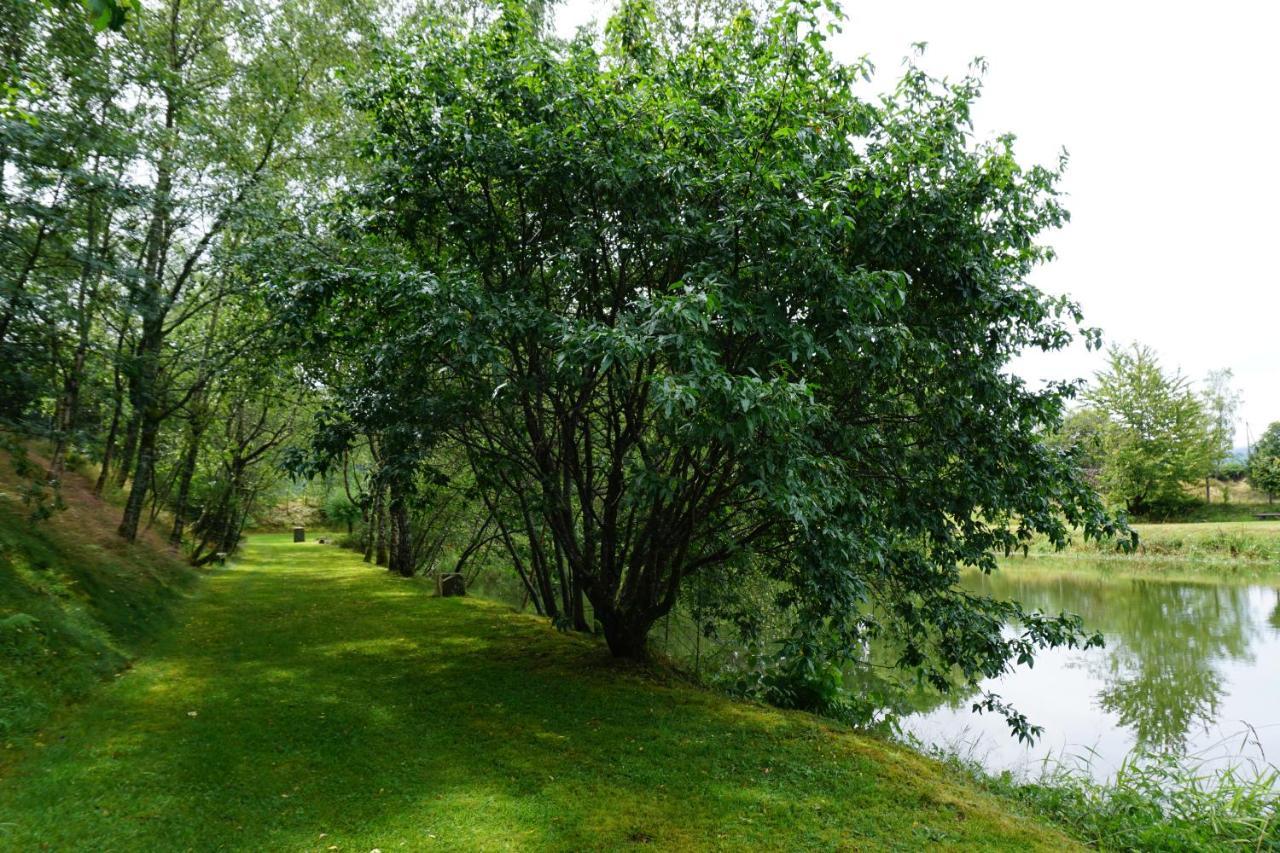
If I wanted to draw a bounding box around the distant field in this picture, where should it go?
[1132,520,1280,538]
[1151,502,1278,523]
[1024,518,1280,568]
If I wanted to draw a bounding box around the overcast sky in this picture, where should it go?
[555,0,1279,446]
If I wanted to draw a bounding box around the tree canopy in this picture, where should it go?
[1085,344,1216,517]
[284,0,1127,736]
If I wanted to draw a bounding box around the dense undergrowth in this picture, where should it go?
[0,454,195,745]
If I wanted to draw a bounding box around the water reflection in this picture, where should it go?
[1095,582,1258,751]
[970,572,1260,752]
[908,562,1280,778]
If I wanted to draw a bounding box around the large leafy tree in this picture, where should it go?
[1087,344,1215,516]
[0,0,139,491]
[294,0,1125,731]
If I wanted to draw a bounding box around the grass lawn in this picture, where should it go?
[0,534,1073,851]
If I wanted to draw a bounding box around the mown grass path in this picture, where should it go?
[0,535,1074,851]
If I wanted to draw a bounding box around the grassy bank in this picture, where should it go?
[0,455,195,744]
[1158,502,1277,523]
[1020,520,1280,572]
[0,533,1074,851]
[929,746,1279,851]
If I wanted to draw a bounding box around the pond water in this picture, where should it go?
[904,560,1280,781]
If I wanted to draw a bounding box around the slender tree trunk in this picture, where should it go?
[147,460,171,527]
[49,359,83,481]
[95,325,129,494]
[95,397,121,495]
[118,24,180,540]
[114,407,140,487]
[572,575,589,632]
[374,486,389,566]
[167,290,222,545]
[388,491,413,577]
[219,464,249,555]
[362,487,377,562]
[169,421,203,546]
[0,217,52,345]
[118,406,160,542]
[49,155,110,481]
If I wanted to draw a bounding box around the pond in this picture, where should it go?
[904,560,1280,781]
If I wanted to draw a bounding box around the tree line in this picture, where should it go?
[0,0,382,557]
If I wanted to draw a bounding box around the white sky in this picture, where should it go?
[555,0,1279,445]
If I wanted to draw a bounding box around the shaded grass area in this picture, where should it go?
[0,457,195,744]
[0,534,1073,851]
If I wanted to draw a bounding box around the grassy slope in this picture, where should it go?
[0,455,195,743]
[1013,479,1280,570]
[0,535,1074,851]
[1022,520,1280,572]
[1127,520,1280,562]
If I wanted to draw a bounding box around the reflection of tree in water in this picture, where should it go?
[1271,589,1280,631]
[969,571,1261,753]
[1093,583,1258,752]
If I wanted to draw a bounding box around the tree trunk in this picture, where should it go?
[169,422,203,546]
[598,610,651,661]
[114,408,140,487]
[388,493,413,577]
[94,326,129,495]
[0,217,51,346]
[374,487,389,566]
[48,392,70,480]
[572,576,590,633]
[118,409,159,542]
[49,352,86,481]
[118,43,177,529]
[49,155,109,481]
[95,400,120,495]
[220,465,250,555]
[362,487,376,562]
